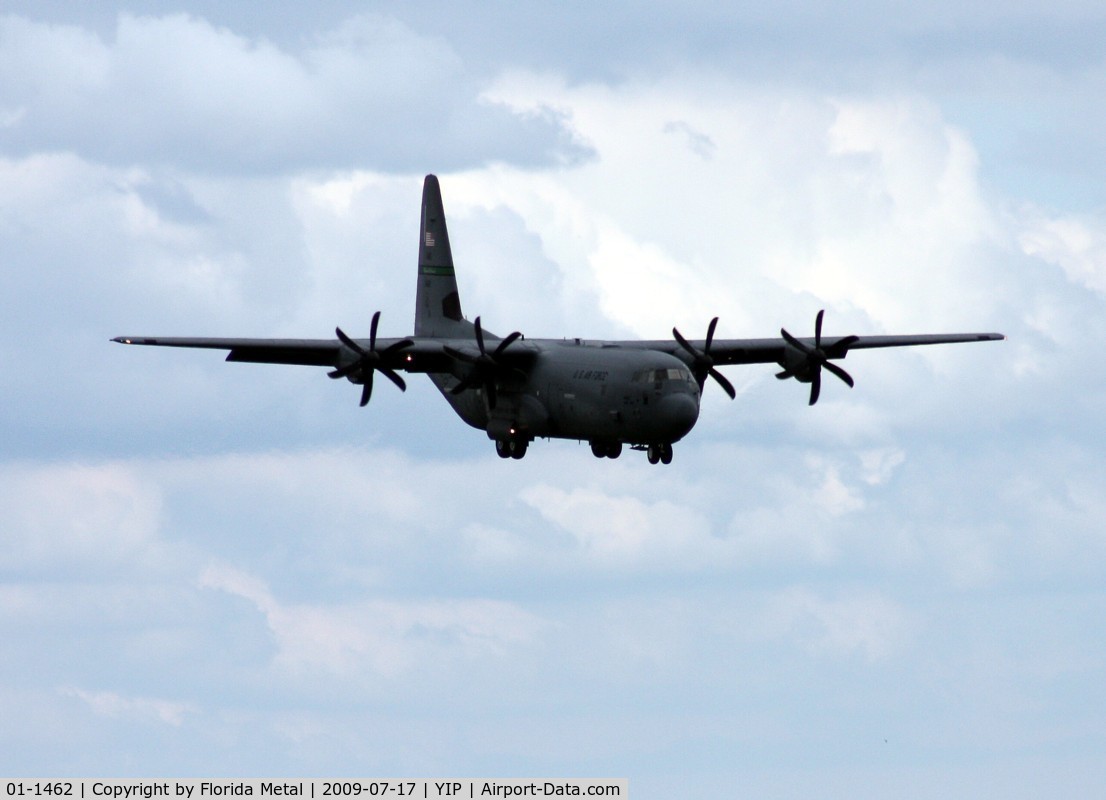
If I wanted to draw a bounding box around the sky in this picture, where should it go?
[2,1,1105,796]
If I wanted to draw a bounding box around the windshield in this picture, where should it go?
[632,368,695,385]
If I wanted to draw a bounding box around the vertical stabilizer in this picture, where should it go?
[415,174,468,337]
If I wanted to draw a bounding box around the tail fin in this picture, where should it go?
[415,174,468,337]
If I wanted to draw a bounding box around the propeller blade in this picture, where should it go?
[382,338,415,356]
[359,370,374,407]
[828,334,860,356]
[809,371,821,406]
[369,310,380,351]
[450,374,477,395]
[474,316,486,356]
[709,368,736,399]
[672,327,694,355]
[494,330,523,356]
[335,326,366,356]
[824,361,855,388]
[705,316,718,352]
[781,327,812,355]
[814,309,824,349]
[443,345,475,363]
[378,367,407,392]
[328,362,359,380]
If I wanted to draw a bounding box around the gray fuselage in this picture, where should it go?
[431,339,700,446]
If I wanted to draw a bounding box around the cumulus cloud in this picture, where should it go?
[519,483,717,567]
[0,461,164,571]
[765,587,908,662]
[199,561,544,677]
[1018,209,1106,295]
[60,686,194,727]
[479,74,1015,337]
[0,14,588,173]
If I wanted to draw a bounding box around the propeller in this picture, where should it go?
[776,309,860,405]
[672,316,736,399]
[442,316,523,410]
[328,311,414,407]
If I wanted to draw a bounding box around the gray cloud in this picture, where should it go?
[0,13,591,173]
[3,442,1104,784]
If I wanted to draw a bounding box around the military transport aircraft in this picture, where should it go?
[114,174,1003,464]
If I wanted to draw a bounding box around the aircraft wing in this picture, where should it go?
[617,327,1003,405]
[110,335,456,373]
[702,331,1003,365]
[625,331,1004,365]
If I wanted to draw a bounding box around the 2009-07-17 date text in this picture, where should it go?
[321,785,416,797]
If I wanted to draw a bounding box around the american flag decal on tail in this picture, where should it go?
[425,231,435,247]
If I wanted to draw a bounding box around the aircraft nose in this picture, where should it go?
[657,393,700,439]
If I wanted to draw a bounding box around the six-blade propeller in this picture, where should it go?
[442,316,523,410]
[776,309,859,405]
[673,316,737,400]
[329,311,414,407]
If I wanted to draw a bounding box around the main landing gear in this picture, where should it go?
[646,443,673,465]
[621,442,675,464]
[590,441,623,459]
[495,438,529,459]
[497,438,673,464]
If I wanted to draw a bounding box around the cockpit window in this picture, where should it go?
[633,368,694,384]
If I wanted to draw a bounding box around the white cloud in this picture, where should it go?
[807,455,866,516]
[0,14,585,172]
[199,562,544,677]
[0,461,163,569]
[1018,209,1106,295]
[471,73,1019,347]
[858,447,907,485]
[519,483,716,567]
[766,587,909,662]
[60,686,194,727]
[461,522,529,564]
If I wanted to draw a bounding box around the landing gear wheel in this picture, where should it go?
[509,439,528,459]
[591,441,624,459]
[495,439,511,459]
[660,443,673,464]
[647,445,661,465]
